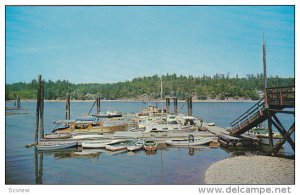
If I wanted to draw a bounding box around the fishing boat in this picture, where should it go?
[37,141,77,151]
[166,135,213,146]
[71,134,104,140]
[52,117,128,134]
[44,133,72,139]
[246,127,283,145]
[127,140,144,151]
[143,139,157,151]
[93,111,122,118]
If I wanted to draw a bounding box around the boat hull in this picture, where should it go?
[166,137,213,146]
[105,145,127,151]
[37,142,77,151]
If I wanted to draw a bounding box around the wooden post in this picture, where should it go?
[166,98,170,114]
[35,75,42,145]
[190,96,193,116]
[174,97,178,114]
[187,96,192,116]
[65,94,70,120]
[39,81,44,139]
[16,96,21,109]
[267,112,273,152]
[96,97,100,114]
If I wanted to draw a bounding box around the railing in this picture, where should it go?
[230,98,265,131]
[266,85,295,107]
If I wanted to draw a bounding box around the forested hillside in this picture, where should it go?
[5,73,294,101]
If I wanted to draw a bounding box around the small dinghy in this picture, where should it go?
[82,139,122,148]
[207,122,215,126]
[127,140,144,151]
[37,141,77,151]
[143,139,157,151]
[71,134,104,140]
[166,135,213,146]
[105,144,127,151]
[44,133,71,139]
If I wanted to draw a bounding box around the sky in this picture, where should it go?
[6,6,294,84]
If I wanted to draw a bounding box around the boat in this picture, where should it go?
[92,111,122,118]
[105,144,127,151]
[127,140,144,151]
[166,135,213,146]
[207,122,215,126]
[44,133,71,139]
[143,139,157,151]
[82,139,122,148]
[71,134,104,140]
[37,141,77,151]
[246,127,283,145]
[52,117,128,133]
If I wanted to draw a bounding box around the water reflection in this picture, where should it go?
[34,148,43,184]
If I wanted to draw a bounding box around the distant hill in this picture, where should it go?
[5,73,294,101]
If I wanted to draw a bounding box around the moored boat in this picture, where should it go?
[247,127,283,145]
[127,140,144,151]
[143,139,157,151]
[71,134,104,140]
[166,135,213,146]
[82,139,122,148]
[37,141,77,151]
[44,133,72,139]
[105,144,127,151]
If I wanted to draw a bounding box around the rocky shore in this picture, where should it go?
[204,155,295,185]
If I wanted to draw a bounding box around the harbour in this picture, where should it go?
[5,99,294,184]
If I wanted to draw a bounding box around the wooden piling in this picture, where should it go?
[39,81,44,139]
[267,112,273,151]
[174,97,178,114]
[187,96,193,116]
[16,96,21,109]
[96,97,100,114]
[65,94,70,120]
[35,75,42,145]
[166,97,170,114]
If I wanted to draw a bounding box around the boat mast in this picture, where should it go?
[160,75,163,114]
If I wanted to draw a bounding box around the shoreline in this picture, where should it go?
[6,99,257,103]
[204,155,295,185]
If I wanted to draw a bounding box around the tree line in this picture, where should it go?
[5,73,294,101]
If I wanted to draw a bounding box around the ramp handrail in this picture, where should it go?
[230,98,265,130]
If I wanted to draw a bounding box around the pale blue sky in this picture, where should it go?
[6,6,294,84]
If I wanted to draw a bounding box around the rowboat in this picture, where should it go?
[105,144,127,151]
[44,133,71,139]
[166,136,213,146]
[246,127,283,145]
[143,139,157,151]
[127,140,144,151]
[37,141,77,151]
[82,139,122,148]
[71,134,104,140]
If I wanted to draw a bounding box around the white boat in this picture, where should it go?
[44,133,71,139]
[93,111,122,118]
[71,134,104,140]
[127,140,144,151]
[106,144,127,151]
[37,141,77,151]
[207,122,215,126]
[166,136,213,146]
[247,127,283,145]
[82,139,122,148]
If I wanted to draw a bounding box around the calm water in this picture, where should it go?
[5,101,294,184]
